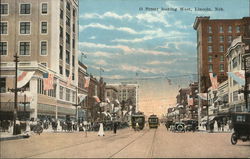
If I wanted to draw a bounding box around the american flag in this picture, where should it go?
[209,73,218,90]
[43,73,54,90]
[187,94,194,106]
[84,76,90,88]
[17,70,35,88]
[93,96,100,103]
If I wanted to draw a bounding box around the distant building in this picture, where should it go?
[107,83,139,113]
[0,0,79,120]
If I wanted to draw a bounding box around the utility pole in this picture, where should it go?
[13,53,19,135]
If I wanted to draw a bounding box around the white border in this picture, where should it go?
[40,40,48,56]
[0,41,8,56]
[18,41,31,56]
[0,3,9,16]
[0,21,8,35]
[19,21,31,35]
[19,3,32,15]
[40,21,48,35]
[40,2,48,15]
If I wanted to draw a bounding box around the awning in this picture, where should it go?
[227,71,245,86]
[198,93,208,100]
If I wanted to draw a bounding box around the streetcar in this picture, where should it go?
[131,112,145,130]
[148,115,159,128]
[230,112,250,145]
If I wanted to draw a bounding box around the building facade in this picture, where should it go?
[0,0,79,120]
[226,36,250,112]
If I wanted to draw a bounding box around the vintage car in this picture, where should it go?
[231,112,250,145]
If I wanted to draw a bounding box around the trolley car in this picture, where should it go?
[231,112,250,145]
[131,112,145,130]
[148,115,159,128]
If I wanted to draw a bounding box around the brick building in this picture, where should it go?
[193,17,250,93]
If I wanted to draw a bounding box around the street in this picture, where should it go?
[1,125,249,158]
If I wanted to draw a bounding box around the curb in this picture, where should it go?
[0,134,29,141]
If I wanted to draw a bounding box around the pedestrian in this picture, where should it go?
[98,123,105,136]
[113,122,117,134]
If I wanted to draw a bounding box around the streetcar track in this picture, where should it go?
[23,130,135,158]
[148,128,157,158]
[108,129,150,158]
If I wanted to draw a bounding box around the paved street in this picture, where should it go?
[1,125,249,158]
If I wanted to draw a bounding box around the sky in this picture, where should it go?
[78,0,249,116]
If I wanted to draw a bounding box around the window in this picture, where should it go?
[72,55,75,67]
[220,56,224,62]
[0,22,7,34]
[60,86,64,99]
[232,57,238,68]
[41,62,47,67]
[233,91,238,101]
[60,9,63,19]
[66,1,70,11]
[40,41,47,55]
[73,23,75,32]
[19,42,30,55]
[60,45,63,59]
[20,22,30,34]
[228,36,233,43]
[65,69,70,77]
[0,42,7,55]
[236,26,240,33]
[72,39,75,48]
[220,64,224,72]
[66,16,70,26]
[66,33,70,44]
[41,3,47,14]
[72,73,75,80]
[0,77,6,93]
[219,26,223,33]
[208,26,212,33]
[66,88,70,101]
[41,22,47,34]
[220,45,224,52]
[59,66,63,75]
[0,4,8,14]
[72,91,75,102]
[228,25,232,33]
[209,64,213,72]
[66,50,70,64]
[208,46,212,53]
[208,55,212,62]
[20,4,31,14]
[73,8,76,17]
[60,26,63,38]
[219,36,224,43]
[208,36,212,43]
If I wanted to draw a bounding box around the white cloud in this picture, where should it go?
[120,64,165,74]
[146,60,177,65]
[157,41,196,50]
[104,75,126,79]
[80,12,133,20]
[79,23,137,34]
[79,42,179,56]
[89,36,96,39]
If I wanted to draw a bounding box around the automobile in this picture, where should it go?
[171,122,185,132]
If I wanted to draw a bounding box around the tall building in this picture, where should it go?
[193,16,250,121]
[0,0,79,120]
[107,83,139,113]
